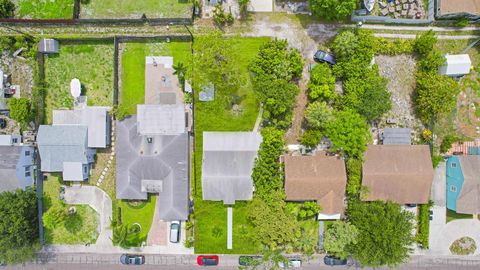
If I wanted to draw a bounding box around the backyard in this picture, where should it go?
[80,0,192,19]
[44,42,114,123]
[12,0,74,19]
[43,175,99,244]
[119,41,191,114]
[193,37,269,254]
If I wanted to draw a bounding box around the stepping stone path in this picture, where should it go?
[96,117,115,187]
[378,0,425,19]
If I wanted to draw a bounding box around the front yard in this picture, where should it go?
[12,0,74,19]
[118,196,157,246]
[43,175,99,244]
[44,42,114,123]
[80,0,192,19]
[193,37,269,254]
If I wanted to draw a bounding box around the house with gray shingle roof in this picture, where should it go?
[116,104,189,221]
[52,106,111,148]
[202,132,262,205]
[37,125,95,181]
[0,141,34,193]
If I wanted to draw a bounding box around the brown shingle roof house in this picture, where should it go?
[284,153,347,219]
[437,0,480,18]
[362,145,434,204]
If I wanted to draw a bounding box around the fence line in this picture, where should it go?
[0,17,193,26]
[351,0,434,25]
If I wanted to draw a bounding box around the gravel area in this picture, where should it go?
[375,54,424,134]
[0,51,34,99]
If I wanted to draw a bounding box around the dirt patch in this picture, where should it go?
[457,75,480,138]
[0,51,34,100]
[375,55,424,136]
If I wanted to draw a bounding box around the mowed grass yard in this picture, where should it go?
[120,41,191,114]
[118,196,157,246]
[194,37,270,254]
[43,175,99,244]
[44,42,114,123]
[12,0,74,19]
[80,0,192,19]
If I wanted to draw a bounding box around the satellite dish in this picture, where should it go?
[70,78,81,98]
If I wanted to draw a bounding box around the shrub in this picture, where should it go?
[9,97,32,128]
[414,30,437,57]
[0,0,14,18]
[418,50,445,73]
[374,38,415,55]
[346,158,362,197]
[455,17,469,28]
[416,201,433,248]
[304,101,335,130]
[308,63,336,101]
[300,129,323,149]
[440,135,460,154]
[450,237,477,255]
[432,154,443,168]
[309,0,357,21]
[332,30,358,61]
[298,201,320,219]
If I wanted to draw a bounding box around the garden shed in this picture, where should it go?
[438,54,472,77]
[37,38,59,54]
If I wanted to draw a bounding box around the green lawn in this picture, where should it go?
[44,42,114,123]
[12,0,74,19]
[118,196,156,246]
[447,209,473,223]
[193,37,269,254]
[43,175,99,244]
[120,41,191,114]
[80,0,192,19]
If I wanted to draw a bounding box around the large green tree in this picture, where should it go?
[324,110,371,158]
[309,0,357,21]
[415,72,460,123]
[304,101,335,130]
[348,201,415,267]
[324,221,358,259]
[0,0,14,18]
[190,31,243,95]
[332,30,358,61]
[0,188,40,264]
[308,63,336,101]
[9,97,32,127]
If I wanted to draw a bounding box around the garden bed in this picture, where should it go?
[450,237,477,255]
[44,42,114,123]
[79,0,192,19]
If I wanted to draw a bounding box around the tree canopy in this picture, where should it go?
[414,30,437,57]
[348,201,415,267]
[308,63,336,101]
[9,97,32,127]
[324,221,358,259]
[304,101,335,130]
[0,188,40,264]
[309,0,357,21]
[0,0,14,18]
[324,110,371,158]
[415,72,460,123]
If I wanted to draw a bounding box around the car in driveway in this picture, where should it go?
[120,254,145,265]
[170,221,180,243]
[197,255,219,266]
[278,258,302,268]
[314,50,336,65]
[324,256,347,266]
[238,255,262,266]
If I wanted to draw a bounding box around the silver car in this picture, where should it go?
[170,221,180,243]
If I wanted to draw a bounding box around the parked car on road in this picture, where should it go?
[324,256,347,266]
[197,255,219,266]
[120,254,145,265]
[278,258,302,268]
[238,255,262,266]
[314,50,336,65]
[170,221,180,243]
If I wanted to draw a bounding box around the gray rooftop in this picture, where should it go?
[0,145,34,193]
[37,125,95,178]
[53,107,110,148]
[116,115,189,221]
[202,132,262,204]
[137,104,186,136]
[38,38,59,53]
[382,128,411,145]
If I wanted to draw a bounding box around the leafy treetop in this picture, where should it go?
[309,0,357,21]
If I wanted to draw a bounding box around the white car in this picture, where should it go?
[278,258,302,268]
[169,221,180,243]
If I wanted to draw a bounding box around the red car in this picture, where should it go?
[197,255,219,266]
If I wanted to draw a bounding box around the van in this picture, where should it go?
[170,221,180,243]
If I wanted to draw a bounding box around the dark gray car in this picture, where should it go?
[120,254,145,265]
[324,256,347,266]
[314,50,337,65]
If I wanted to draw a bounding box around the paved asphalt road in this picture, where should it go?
[3,255,480,270]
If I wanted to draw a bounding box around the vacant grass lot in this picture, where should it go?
[44,42,114,123]
[43,175,99,244]
[118,196,156,246]
[194,37,269,254]
[80,0,192,19]
[12,0,74,19]
[120,41,190,114]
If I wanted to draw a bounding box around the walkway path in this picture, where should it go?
[63,185,113,247]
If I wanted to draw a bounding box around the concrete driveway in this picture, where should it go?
[64,185,113,247]
[428,162,480,255]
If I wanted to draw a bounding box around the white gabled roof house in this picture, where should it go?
[439,54,472,77]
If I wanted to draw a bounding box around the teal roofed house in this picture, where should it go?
[446,156,480,214]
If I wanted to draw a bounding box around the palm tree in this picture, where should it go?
[173,62,187,87]
[112,224,129,248]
